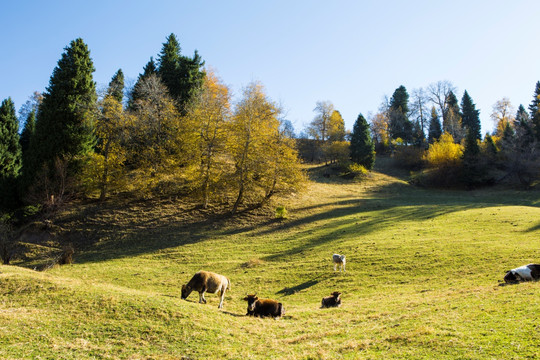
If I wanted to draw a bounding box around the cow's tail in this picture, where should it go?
[227,277,231,291]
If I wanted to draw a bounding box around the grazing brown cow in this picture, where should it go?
[181,270,230,309]
[243,294,284,318]
[321,291,342,308]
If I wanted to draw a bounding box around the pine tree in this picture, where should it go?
[157,33,205,113]
[26,38,97,198]
[388,85,413,142]
[483,134,498,156]
[528,81,540,141]
[461,91,481,140]
[19,109,35,155]
[428,106,442,143]
[128,58,157,110]
[157,34,182,98]
[350,113,375,169]
[107,69,124,103]
[0,98,22,208]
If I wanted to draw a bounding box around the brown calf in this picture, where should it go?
[321,291,342,308]
[243,294,284,318]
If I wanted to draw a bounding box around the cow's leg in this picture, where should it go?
[334,263,337,271]
[343,263,345,272]
[199,287,207,304]
[218,287,225,309]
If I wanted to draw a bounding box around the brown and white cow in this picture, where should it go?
[321,291,342,308]
[181,270,230,309]
[243,294,284,318]
[333,254,346,272]
[504,264,540,284]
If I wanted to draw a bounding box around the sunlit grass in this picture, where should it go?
[2,161,540,358]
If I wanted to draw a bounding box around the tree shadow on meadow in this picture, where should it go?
[20,162,540,268]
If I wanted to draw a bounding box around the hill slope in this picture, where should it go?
[2,160,540,359]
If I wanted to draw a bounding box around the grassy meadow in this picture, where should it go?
[2,158,540,359]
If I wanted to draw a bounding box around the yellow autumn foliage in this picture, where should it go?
[424,132,463,168]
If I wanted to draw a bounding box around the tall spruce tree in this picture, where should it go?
[19,109,35,156]
[107,69,124,103]
[0,98,22,208]
[157,33,205,113]
[428,106,442,143]
[461,91,481,140]
[128,58,157,110]
[26,38,96,190]
[388,85,413,142]
[350,113,375,169]
[528,81,540,141]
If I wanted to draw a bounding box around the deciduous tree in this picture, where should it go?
[187,70,231,208]
[491,97,515,137]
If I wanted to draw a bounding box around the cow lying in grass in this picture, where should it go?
[321,291,342,308]
[504,264,540,284]
[333,254,346,272]
[181,270,230,309]
[243,294,284,318]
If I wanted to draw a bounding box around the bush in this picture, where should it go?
[424,133,463,169]
[275,206,288,219]
[412,133,464,188]
[393,146,425,170]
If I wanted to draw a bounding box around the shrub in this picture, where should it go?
[275,206,288,219]
[393,146,425,170]
[424,133,463,169]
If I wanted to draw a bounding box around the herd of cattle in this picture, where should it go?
[180,255,540,318]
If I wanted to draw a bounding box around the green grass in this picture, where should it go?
[2,159,540,359]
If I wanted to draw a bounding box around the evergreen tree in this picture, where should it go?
[388,85,413,142]
[483,134,498,156]
[461,91,481,140]
[389,85,409,114]
[0,98,22,208]
[107,69,124,103]
[19,109,35,155]
[428,106,442,143]
[350,113,375,170]
[128,58,157,110]
[528,81,540,140]
[157,33,205,113]
[411,120,425,147]
[514,104,534,148]
[26,38,97,196]
[462,126,482,187]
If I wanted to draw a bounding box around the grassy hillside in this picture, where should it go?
[2,159,540,359]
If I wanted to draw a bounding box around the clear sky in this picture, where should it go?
[2,0,540,135]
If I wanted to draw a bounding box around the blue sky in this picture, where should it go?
[1,1,540,134]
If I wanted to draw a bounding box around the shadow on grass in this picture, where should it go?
[277,279,320,296]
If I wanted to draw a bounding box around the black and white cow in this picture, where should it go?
[503,264,540,284]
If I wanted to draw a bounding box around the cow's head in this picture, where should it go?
[504,270,520,284]
[181,284,192,299]
[331,291,342,299]
[243,294,258,311]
